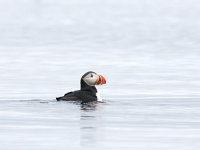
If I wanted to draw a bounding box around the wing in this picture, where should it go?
[56,90,97,102]
[56,91,80,101]
[73,91,97,102]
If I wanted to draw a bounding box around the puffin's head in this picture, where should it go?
[81,71,106,87]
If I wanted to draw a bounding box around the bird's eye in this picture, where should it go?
[91,74,93,77]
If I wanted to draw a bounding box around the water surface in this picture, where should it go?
[1,98,200,150]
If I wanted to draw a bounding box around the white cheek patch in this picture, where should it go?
[96,92,103,102]
[83,78,96,86]
[83,73,98,86]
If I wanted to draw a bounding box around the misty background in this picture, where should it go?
[0,0,200,100]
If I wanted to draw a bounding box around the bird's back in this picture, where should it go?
[56,89,97,102]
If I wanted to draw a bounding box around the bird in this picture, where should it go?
[56,71,106,103]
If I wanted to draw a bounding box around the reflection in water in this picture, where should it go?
[80,102,101,147]
[80,101,98,111]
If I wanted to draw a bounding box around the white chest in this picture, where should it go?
[96,92,103,102]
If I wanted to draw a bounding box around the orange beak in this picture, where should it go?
[96,74,106,85]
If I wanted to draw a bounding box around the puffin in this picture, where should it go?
[56,71,106,102]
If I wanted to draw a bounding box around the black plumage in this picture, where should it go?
[56,72,98,102]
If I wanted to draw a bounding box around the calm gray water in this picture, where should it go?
[0,0,200,149]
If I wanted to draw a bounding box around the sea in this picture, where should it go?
[0,0,200,149]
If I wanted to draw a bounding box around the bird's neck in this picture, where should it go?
[80,79,97,94]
